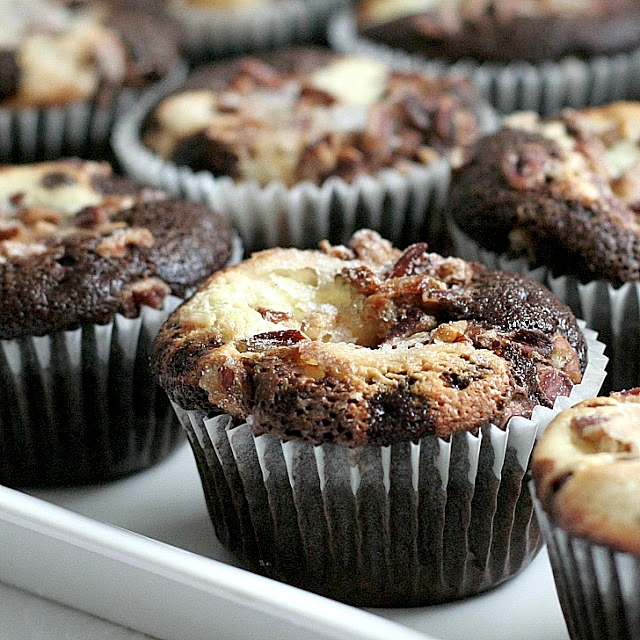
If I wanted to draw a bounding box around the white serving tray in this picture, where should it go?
[0,441,570,640]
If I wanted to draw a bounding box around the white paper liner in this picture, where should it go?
[0,65,188,164]
[449,221,637,393]
[328,10,640,115]
[171,326,606,606]
[533,491,640,640]
[112,66,498,254]
[168,0,352,60]
[0,233,242,488]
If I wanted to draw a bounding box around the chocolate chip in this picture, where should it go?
[246,329,307,349]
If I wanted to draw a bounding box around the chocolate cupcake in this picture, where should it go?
[532,390,640,640]
[448,102,640,391]
[0,158,238,487]
[329,1,640,113]
[114,47,494,252]
[0,0,183,162]
[153,229,606,606]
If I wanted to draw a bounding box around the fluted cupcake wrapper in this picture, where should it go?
[0,65,188,164]
[169,0,352,61]
[449,221,639,393]
[328,10,640,115]
[112,70,497,254]
[0,236,243,488]
[533,490,640,640]
[170,325,606,607]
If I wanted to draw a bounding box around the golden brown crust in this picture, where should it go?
[154,230,586,445]
[533,389,640,554]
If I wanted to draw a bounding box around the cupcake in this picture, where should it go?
[0,0,183,162]
[448,102,640,392]
[114,47,494,252]
[164,0,351,61]
[532,390,640,640]
[0,158,238,487]
[329,0,640,114]
[153,229,606,606]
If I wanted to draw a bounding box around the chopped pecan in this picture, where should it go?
[299,84,337,106]
[431,321,471,345]
[130,277,171,309]
[96,227,154,258]
[74,206,110,228]
[341,265,381,296]
[389,243,430,278]
[318,240,355,260]
[256,307,294,323]
[18,206,62,226]
[245,329,307,350]
[0,220,21,241]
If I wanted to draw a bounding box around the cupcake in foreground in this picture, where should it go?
[117,47,491,251]
[448,102,640,391]
[154,229,606,606]
[532,391,640,639]
[0,0,182,161]
[330,0,640,113]
[0,158,237,487]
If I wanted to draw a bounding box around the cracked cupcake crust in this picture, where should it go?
[356,0,640,63]
[143,48,483,188]
[449,102,640,284]
[0,159,234,339]
[154,230,586,446]
[533,389,640,554]
[0,0,180,108]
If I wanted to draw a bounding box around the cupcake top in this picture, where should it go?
[154,229,586,446]
[449,102,640,284]
[0,159,234,339]
[0,0,181,108]
[143,48,484,188]
[533,389,640,554]
[355,0,640,63]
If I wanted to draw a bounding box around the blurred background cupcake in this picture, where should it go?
[532,390,640,639]
[113,47,495,252]
[329,0,640,114]
[0,158,239,487]
[153,229,607,606]
[447,101,640,392]
[0,0,183,163]
[164,0,353,62]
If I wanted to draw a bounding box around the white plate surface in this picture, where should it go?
[0,441,570,640]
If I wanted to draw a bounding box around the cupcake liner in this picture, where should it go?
[168,0,352,61]
[0,235,243,488]
[533,491,640,640]
[328,10,640,115]
[0,64,188,164]
[170,325,606,607]
[112,70,497,254]
[449,221,638,393]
